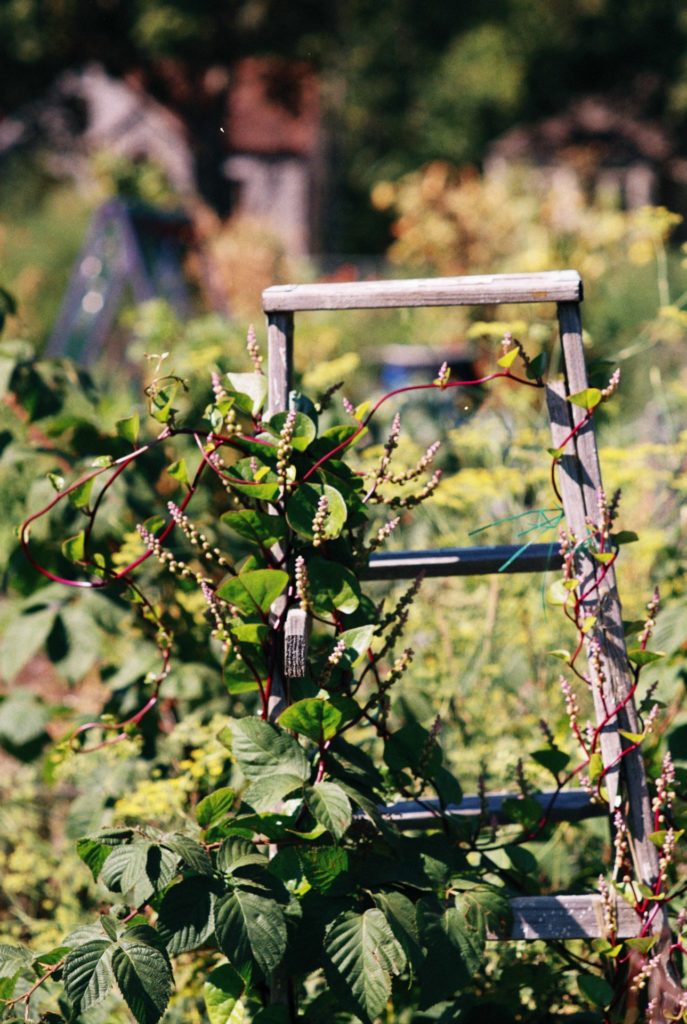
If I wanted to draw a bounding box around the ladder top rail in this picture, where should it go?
[263,270,583,313]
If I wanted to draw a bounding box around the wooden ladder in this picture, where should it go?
[261,271,670,949]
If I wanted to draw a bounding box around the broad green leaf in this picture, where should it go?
[229,461,280,501]
[116,412,140,445]
[568,387,602,409]
[627,647,665,666]
[77,837,115,881]
[612,530,639,546]
[577,973,613,1008]
[197,788,236,829]
[63,939,114,1013]
[335,625,376,667]
[221,510,286,547]
[156,877,217,955]
[68,477,94,510]
[299,847,349,894]
[546,579,570,607]
[167,459,189,486]
[61,531,86,562]
[0,690,50,752]
[625,936,659,953]
[217,570,288,615]
[373,892,422,969]
[101,843,179,906]
[308,557,361,614]
[531,748,570,776]
[267,411,317,451]
[0,607,57,682]
[0,944,31,980]
[501,797,542,829]
[286,483,348,541]
[324,909,405,1023]
[214,889,287,977]
[243,774,304,812]
[163,833,213,875]
[217,839,268,875]
[203,964,246,1024]
[278,697,358,743]
[526,351,547,379]
[304,782,351,840]
[592,551,614,564]
[650,828,684,848]
[221,718,309,782]
[548,648,571,662]
[226,372,267,416]
[112,926,173,1024]
[619,729,645,744]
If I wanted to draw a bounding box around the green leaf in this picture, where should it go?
[197,788,235,829]
[156,877,217,955]
[308,557,361,614]
[217,570,288,615]
[268,411,317,451]
[116,412,140,445]
[101,843,179,906]
[76,837,116,881]
[592,551,614,564]
[61,531,86,563]
[226,372,267,417]
[547,447,564,459]
[650,828,684,848]
[167,459,189,486]
[203,964,246,1024]
[0,607,57,681]
[216,839,268,875]
[243,774,304,813]
[214,889,287,976]
[112,926,173,1024]
[501,797,542,829]
[612,530,639,546]
[63,940,114,1013]
[577,973,613,1008]
[286,483,348,541]
[324,909,405,1023]
[625,936,658,953]
[373,892,422,969]
[299,847,349,895]
[163,833,213,875]
[221,510,286,547]
[526,351,547,379]
[68,477,94,510]
[568,387,602,409]
[304,782,352,840]
[0,944,31,980]
[278,697,358,743]
[531,748,570,776]
[335,625,376,667]
[619,730,645,744]
[627,647,665,666]
[496,347,519,368]
[222,718,309,782]
[546,578,570,606]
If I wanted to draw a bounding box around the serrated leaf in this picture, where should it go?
[286,483,348,541]
[278,697,357,743]
[63,940,114,1013]
[568,387,602,409]
[197,788,235,829]
[222,718,309,782]
[243,774,304,812]
[203,964,246,1024]
[156,877,217,955]
[217,570,289,616]
[112,926,173,1024]
[324,909,404,1023]
[216,839,268,875]
[304,782,351,840]
[627,648,665,666]
[0,944,31,979]
[214,889,287,976]
[101,843,179,906]
[299,847,349,894]
[116,412,140,445]
[163,833,213,875]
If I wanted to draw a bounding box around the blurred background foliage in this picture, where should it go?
[2,0,687,1018]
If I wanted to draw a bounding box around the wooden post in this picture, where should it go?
[267,312,294,415]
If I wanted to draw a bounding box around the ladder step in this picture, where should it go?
[375,789,602,830]
[364,543,562,580]
[492,895,639,940]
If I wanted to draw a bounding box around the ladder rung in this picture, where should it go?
[262,270,583,312]
[364,543,562,580]
[375,789,602,831]
[492,895,639,940]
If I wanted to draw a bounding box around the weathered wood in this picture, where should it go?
[266,312,293,416]
[263,270,582,313]
[375,789,603,830]
[494,895,639,941]
[364,543,562,580]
